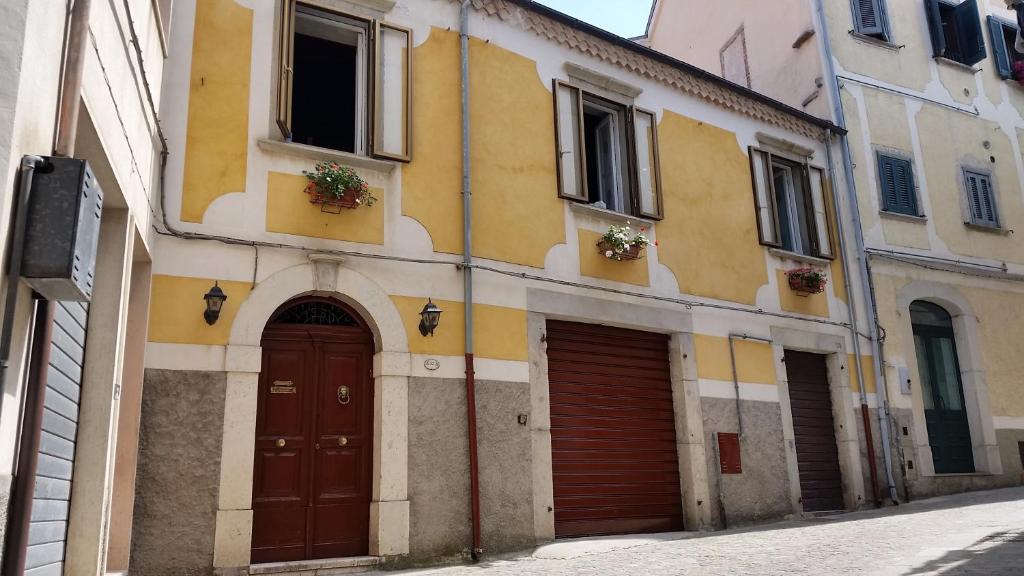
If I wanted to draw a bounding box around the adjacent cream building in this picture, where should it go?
[650,0,1024,500]
[0,0,166,574]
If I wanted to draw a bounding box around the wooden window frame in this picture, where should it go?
[877,152,921,217]
[988,15,1021,81]
[962,168,1001,228]
[276,0,412,162]
[748,146,834,260]
[552,80,664,220]
[925,0,987,66]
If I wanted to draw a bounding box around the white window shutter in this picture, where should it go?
[554,82,587,201]
[749,148,780,247]
[807,167,834,258]
[372,22,413,161]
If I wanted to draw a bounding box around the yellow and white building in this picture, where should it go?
[649,0,1024,504]
[128,0,900,574]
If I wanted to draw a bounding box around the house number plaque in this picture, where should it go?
[423,359,440,371]
[271,381,297,394]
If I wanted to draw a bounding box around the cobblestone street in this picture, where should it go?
[380,487,1024,576]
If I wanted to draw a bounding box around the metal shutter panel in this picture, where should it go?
[853,0,886,37]
[546,321,683,538]
[925,0,947,57]
[988,16,1013,79]
[26,302,88,575]
[878,155,917,216]
[954,0,987,66]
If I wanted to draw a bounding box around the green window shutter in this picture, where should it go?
[853,0,888,38]
[964,170,999,227]
[925,0,946,58]
[878,154,918,216]
[989,16,1013,80]
[954,0,986,66]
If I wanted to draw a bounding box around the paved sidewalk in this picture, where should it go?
[378,487,1024,575]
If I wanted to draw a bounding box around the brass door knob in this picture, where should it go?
[276,438,286,448]
[338,436,348,446]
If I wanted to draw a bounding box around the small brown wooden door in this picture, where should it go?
[784,350,845,512]
[546,321,683,538]
[251,299,374,564]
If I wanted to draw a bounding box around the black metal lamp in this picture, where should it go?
[203,282,228,325]
[418,299,442,336]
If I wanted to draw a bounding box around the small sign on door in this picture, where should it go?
[271,381,297,394]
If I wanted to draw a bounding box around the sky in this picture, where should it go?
[533,0,655,39]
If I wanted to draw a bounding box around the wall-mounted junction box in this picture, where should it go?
[21,157,103,302]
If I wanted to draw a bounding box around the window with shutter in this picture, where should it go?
[551,81,664,219]
[852,0,890,41]
[877,154,920,216]
[748,147,834,259]
[963,169,1000,227]
[988,16,1022,81]
[275,2,413,161]
[926,0,987,66]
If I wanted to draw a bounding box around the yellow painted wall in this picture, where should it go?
[266,172,384,244]
[402,28,564,268]
[180,0,252,223]
[693,334,776,385]
[847,353,877,394]
[578,229,650,286]
[915,106,1024,264]
[148,275,253,345]
[777,269,830,318]
[390,296,527,361]
[656,112,768,305]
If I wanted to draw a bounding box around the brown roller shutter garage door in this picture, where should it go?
[546,320,684,538]
[784,350,845,512]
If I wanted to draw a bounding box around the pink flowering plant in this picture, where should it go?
[598,223,653,261]
[303,161,376,208]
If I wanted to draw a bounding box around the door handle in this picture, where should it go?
[276,438,286,448]
[337,385,351,405]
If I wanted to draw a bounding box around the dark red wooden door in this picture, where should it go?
[784,350,845,512]
[252,301,373,564]
[546,321,683,538]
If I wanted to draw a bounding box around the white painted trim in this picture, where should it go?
[698,379,780,403]
[144,342,226,372]
[993,416,1024,430]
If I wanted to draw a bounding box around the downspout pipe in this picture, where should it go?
[815,0,900,504]
[727,333,772,438]
[54,0,93,158]
[460,0,483,561]
[824,131,882,506]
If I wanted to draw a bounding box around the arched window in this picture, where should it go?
[910,301,973,474]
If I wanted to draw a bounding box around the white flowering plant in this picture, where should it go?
[598,224,654,261]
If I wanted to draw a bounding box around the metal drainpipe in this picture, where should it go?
[815,0,900,504]
[460,0,483,561]
[824,131,882,506]
[727,333,772,438]
[54,0,93,158]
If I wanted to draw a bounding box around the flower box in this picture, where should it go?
[597,224,653,262]
[307,186,361,213]
[786,268,827,296]
[597,239,645,261]
[303,161,376,214]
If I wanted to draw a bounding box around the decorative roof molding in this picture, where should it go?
[459,0,831,140]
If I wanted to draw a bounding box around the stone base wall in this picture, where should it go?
[130,369,226,576]
[701,398,791,528]
[407,378,535,562]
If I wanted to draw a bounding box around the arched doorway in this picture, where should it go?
[911,300,974,474]
[251,297,375,563]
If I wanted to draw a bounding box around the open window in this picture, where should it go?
[749,148,833,259]
[925,0,986,67]
[988,16,1024,81]
[277,1,412,161]
[851,0,892,42]
[553,81,663,219]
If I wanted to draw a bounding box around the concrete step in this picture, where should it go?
[248,556,382,576]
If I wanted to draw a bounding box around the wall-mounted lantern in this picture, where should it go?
[418,299,442,337]
[203,282,228,325]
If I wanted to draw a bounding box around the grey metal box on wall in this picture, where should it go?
[21,157,103,302]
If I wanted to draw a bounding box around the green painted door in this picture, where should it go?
[911,302,974,474]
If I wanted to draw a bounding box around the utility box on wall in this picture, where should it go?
[22,157,103,302]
